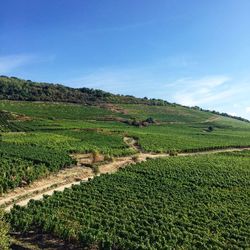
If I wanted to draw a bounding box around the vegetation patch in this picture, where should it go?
[7,154,250,249]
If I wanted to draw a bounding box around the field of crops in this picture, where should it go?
[0,127,134,194]
[0,100,250,197]
[7,153,250,249]
[118,103,213,123]
[132,124,250,153]
[1,129,134,156]
[0,143,74,194]
[1,75,250,250]
[0,155,49,194]
[0,101,125,120]
[3,118,250,154]
[0,142,74,170]
[0,111,24,132]
[0,102,136,195]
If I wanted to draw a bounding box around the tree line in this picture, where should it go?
[0,76,170,106]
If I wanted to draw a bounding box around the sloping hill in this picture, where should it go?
[1,77,250,250]
[0,75,248,124]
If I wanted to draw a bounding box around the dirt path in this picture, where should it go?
[2,165,93,212]
[8,176,94,210]
[2,138,250,212]
[203,115,221,123]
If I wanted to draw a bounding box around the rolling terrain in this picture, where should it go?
[0,77,249,249]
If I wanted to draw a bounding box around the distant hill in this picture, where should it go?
[0,75,249,123]
[0,76,169,106]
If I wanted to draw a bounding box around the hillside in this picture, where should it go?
[0,76,249,123]
[0,76,250,249]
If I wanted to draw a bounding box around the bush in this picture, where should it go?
[132,155,140,162]
[92,165,100,175]
[207,126,214,132]
[0,210,10,250]
[92,150,100,163]
[145,117,155,123]
[104,154,114,162]
[169,149,178,156]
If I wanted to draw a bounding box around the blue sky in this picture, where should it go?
[1,0,250,119]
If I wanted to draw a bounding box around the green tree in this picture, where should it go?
[0,209,10,250]
[208,126,214,132]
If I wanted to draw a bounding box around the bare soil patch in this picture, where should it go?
[100,103,129,115]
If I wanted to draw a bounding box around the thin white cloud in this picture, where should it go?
[246,107,250,113]
[167,77,250,120]
[63,67,156,94]
[0,54,55,74]
[170,76,230,88]
[65,69,132,90]
[171,75,233,106]
[0,54,36,74]
[228,112,237,116]
[63,55,197,92]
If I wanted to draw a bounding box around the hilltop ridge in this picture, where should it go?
[0,76,169,106]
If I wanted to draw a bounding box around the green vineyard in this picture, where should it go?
[0,144,74,194]
[1,1,250,247]
[0,111,24,132]
[8,153,250,249]
[0,78,250,249]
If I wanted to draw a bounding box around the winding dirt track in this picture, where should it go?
[2,137,250,212]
